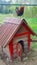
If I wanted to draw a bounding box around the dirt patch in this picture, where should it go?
[0,49,37,65]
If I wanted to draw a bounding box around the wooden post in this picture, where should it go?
[28,34,30,51]
[9,40,13,59]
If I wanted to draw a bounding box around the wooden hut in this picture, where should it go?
[0,18,36,59]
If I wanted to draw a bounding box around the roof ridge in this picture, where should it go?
[3,17,22,25]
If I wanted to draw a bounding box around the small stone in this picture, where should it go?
[23,57,28,61]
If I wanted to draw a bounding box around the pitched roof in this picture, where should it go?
[0,18,36,47]
[22,19,36,35]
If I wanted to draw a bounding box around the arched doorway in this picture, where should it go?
[16,40,24,58]
[18,40,24,53]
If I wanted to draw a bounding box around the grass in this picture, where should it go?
[0,14,37,49]
[31,42,37,50]
[0,14,14,23]
[26,18,37,34]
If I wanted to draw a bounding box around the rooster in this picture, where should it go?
[16,6,24,16]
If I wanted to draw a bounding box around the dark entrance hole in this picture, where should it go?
[18,40,24,53]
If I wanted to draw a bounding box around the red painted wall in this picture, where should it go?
[9,40,13,59]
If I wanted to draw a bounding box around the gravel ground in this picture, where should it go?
[0,59,6,65]
[0,49,37,65]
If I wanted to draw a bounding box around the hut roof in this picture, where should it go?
[0,17,36,47]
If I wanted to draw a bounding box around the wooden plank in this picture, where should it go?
[3,45,10,58]
[30,39,37,42]
[13,35,28,44]
[14,32,28,37]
